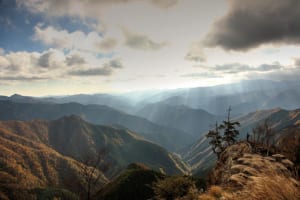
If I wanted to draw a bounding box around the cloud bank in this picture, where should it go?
[204,0,300,50]
[17,0,179,18]
[0,49,124,82]
[34,25,117,53]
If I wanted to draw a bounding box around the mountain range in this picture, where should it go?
[0,100,194,153]
[1,79,300,198]
[3,80,300,116]
[136,103,222,137]
[0,115,188,199]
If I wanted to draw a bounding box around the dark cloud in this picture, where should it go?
[38,52,52,68]
[65,54,86,66]
[122,28,167,51]
[203,0,300,50]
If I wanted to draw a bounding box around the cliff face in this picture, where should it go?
[203,142,300,200]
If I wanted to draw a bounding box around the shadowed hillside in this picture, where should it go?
[0,116,188,176]
[137,103,221,137]
[0,100,194,152]
[98,163,165,200]
[0,116,189,199]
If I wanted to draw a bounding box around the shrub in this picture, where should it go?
[153,176,196,200]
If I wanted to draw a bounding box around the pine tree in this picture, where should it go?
[219,106,240,146]
[206,107,240,157]
[206,122,223,158]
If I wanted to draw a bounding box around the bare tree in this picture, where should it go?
[79,148,110,200]
[250,119,275,155]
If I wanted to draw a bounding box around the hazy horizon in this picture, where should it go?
[1,79,296,98]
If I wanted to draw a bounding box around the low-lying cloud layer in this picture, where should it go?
[181,61,296,81]
[214,62,283,74]
[204,0,300,50]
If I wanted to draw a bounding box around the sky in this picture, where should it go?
[0,0,300,96]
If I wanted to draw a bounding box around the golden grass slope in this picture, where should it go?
[199,142,300,200]
[0,121,106,199]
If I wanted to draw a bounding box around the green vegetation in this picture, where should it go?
[206,122,223,157]
[33,188,79,200]
[206,107,240,157]
[153,176,197,200]
[98,163,165,200]
[97,163,207,200]
[220,107,240,146]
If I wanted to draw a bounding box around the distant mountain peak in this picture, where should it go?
[10,93,23,98]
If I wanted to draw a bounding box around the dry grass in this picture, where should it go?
[199,142,300,200]
[198,186,236,200]
[208,186,223,198]
[199,175,300,200]
[239,175,300,200]
[0,192,9,200]
[198,194,216,200]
